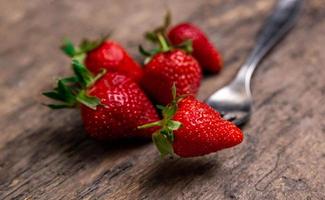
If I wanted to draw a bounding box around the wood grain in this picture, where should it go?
[0,0,324,199]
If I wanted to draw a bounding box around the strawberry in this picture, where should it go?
[61,36,143,82]
[140,26,202,105]
[139,85,243,157]
[43,60,159,140]
[168,23,223,73]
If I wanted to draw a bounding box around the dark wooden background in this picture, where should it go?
[0,0,324,199]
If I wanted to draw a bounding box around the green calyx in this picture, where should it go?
[60,34,110,63]
[139,11,193,64]
[43,60,106,110]
[138,84,184,157]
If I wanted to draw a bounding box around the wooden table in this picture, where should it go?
[1,0,324,199]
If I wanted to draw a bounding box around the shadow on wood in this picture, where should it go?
[138,156,220,198]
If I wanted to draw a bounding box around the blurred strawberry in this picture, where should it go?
[61,36,143,82]
[140,22,201,105]
[168,23,223,73]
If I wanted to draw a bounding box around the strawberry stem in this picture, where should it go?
[138,121,162,129]
[90,69,107,87]
[157,33,170,52]
[137,83,186,157]
[140,12,193,62]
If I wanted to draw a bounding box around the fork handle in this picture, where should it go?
[234,0,303,89]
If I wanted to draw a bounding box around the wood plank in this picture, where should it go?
[0,0,324,199]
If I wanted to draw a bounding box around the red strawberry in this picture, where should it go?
[171,96,243,157]
[85,41,143,82]
[43,60,159,140]
[168,23,223,73]
[140,30,201,105]
[80,72,159,140]
[139,85,243,157]
[61,37,143,83]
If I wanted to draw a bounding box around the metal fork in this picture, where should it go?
[205,0,303,126]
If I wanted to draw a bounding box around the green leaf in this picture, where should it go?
[162,105,176,119]
[176,40,193,53]
[73,54,86,64]
[61,38,76,57]
[145,32,158,42]
[152,11,171,35]
[43,78,77,109]
[168,132,174,142]
[152,131,174,157]
[59,76,80,94]
[79,39,100,53]
[70,60,106,89]
[166,120,182,131]
[72,60,94,87]
[160,128,175,142]
[76,90,101,110]
[60,76,79,84]
[156,105,165,110]
[160,122,178,142]
[42,91,65,101]
[139,45,152,56]
[57,80,76,104]
[79,34,109,53]
[160,83,180,124]
[160,129,169,136]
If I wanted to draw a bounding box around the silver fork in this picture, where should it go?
[205,0,303,126]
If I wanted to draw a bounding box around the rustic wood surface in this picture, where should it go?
[0,0,324,199]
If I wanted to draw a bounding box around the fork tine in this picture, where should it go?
[222,113,237,121]
[219,111,226,117]
[232,114,250,127]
